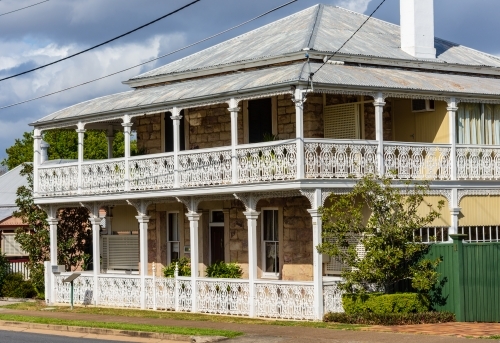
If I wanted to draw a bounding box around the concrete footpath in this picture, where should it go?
[0,307,495,343]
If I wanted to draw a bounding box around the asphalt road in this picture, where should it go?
[0,330,125,343]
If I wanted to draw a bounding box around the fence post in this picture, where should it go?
[44,261,51,304]
[450,234,467,322]
[152,262,157,311]
[174,262,179,312]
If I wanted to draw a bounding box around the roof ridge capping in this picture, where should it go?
[329,4,399,28]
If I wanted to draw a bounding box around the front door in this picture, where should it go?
[210,227,225,264]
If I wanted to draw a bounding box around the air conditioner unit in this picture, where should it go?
[412,99,435,112]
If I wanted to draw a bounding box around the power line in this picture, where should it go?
[0,0,202,82]
[0,0,297,110]
[0,0,49,17]
[309,0,386,82]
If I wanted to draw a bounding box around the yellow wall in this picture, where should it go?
[459,196,500,226]
[392,99,449,143]
[417,196,450,227]
[112,205,138,232]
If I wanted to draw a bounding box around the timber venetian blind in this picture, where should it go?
[323,103,360,139]
[101,235,139,271]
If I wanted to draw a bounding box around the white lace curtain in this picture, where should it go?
[458,103,500,145]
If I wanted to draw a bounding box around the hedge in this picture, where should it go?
[343,293,430,314]
[1,273,37,299]
[324,311,455,325]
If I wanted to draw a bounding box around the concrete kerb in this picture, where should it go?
[0,320,227,343]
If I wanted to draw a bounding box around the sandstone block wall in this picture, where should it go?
[136,114,162,155]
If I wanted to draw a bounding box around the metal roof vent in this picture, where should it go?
[400,0,436,59]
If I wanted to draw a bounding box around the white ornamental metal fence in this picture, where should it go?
[237,140,297,183]
[254,280,315,320]
[384,143,451,180]
[97,275,141,308]
[197,278,250,316]
[304,139,378,179]
[457,145,500,180]
[54,273,94,305]
[323,281,344,314]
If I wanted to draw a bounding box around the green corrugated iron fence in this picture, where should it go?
[428,235,500,322]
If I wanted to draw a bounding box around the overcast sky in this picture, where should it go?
[0,0,499,163]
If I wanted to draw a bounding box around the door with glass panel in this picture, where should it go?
[167,212,180,264]
[209,210,225,264]
[261,209,279,277]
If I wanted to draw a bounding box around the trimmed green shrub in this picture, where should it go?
[342,292,430,314]
[206,261,242,279]
[163,257,191,277]
[1,273,37,299]
[0,254,9,296]
[324,311,455,325]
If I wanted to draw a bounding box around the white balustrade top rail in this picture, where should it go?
[36,139,500,197]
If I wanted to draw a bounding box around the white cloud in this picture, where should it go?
[336,0,373,13]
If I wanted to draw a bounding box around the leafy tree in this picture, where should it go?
[2,130,136,170]
[317,175,443,294]
[0,254,9,295]
[13,163,92,294]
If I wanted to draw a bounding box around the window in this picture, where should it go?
[164,110,185,152]
[323,103,361,139]
[411,99,435,112]
[209,210,225,264]
[167,212,180,264]
[1,233,25,256]
[457,103,500,145]
[248,98,273,143]
[261,209,279,277]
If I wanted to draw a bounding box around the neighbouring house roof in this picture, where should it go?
[0,165,28,222]
[31,62,500,126]
[127,4,500,84]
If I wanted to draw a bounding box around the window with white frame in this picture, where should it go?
[261,209,279,277]
[167,212,180,264]
[1,233,25,256]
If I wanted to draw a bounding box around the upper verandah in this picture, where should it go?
[124,4,500,88]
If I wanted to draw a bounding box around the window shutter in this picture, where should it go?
[101,235,139,271]
[325,235,365,275]
[323,103,360,139]
[1,233,24,256]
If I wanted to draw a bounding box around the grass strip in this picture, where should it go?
[0,313,242,338]
[1,301,362,330]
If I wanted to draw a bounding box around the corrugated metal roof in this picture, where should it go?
[33,62,500,125]
[129,4,500,82]
[0,165,28,215]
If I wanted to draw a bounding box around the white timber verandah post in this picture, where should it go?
[242,196,259,318]
[106,125,114,159]
[47,206,59,305]
[294,87,305,179]
[228,98,240,184]
[307,189,324,320]
[136,214,150,310]
[89,216,101,306]
[171,107,182,188]
[76,122,86,194]
[374,93,386,176]
[33,128,42,196]
[122,115,132,191]
[448,98,460,240]
[186,211,201,313]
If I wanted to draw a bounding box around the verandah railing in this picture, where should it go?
[37,139,500,197]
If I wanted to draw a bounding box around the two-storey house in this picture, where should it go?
[33,1,500,320]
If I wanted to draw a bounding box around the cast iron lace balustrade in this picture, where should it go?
[146,276,176,310]
[81,159,126,194]
[255,281,315,320]
[176,277,193,311]
[237,141,297,183]
[457,145,500,180]
[130,154,174,190]
[323,281,344,314]
[178,148,232,187]
[304,140,378,179]
[38,164,78,196]
[55,274,94,305]
[384,143,451,180]
[196,278,250,316]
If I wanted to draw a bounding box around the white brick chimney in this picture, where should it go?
[400,0,436,59]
